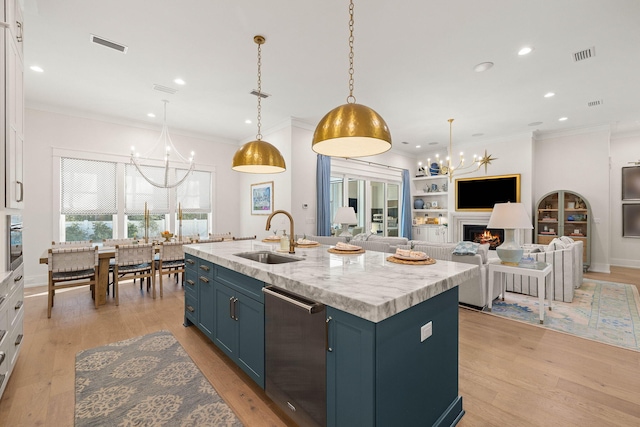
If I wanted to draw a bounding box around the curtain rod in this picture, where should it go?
[342,157,406,172]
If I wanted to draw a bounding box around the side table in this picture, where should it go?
[487,261,554,324]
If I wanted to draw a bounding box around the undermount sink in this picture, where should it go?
[234,251,303,264]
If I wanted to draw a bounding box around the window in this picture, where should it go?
[58,155,213,241]
[61,158,117,241]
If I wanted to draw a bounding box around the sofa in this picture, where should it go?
[396,241,499,309]
[501,240,583,302]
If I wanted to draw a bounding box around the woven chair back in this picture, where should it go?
[48,246,99,272]
[52,240,93,248]
[115,243,155,267]
[159,242,184,262]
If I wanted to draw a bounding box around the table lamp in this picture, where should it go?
[334,207,358,237]
[487,202,533,265]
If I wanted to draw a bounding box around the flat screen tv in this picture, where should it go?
[456,174,520,211]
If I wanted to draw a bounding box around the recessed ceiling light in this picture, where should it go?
[518,47,533,56]
[473,62,494,72]
[147,113,156,118]
[244,119,252,124]
[30,65,44,72]
[544,92,555,98]
[174,78,186,85]
[528,121,543,126]
[416,145,421,149]
[472,133,484,137]
[558,117,568,121]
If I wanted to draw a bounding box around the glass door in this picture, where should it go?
[387,183,399,237]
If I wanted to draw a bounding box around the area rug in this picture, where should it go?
[75,330,244,426]
[484,280,640,351]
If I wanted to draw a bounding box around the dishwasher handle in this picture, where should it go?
[263,286,324,314]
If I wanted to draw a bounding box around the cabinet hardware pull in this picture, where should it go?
[199,276,209,283]
[16,21,23,42]
[186,305,195,313]
[0,351,5,365]
[229,297,235,320]
[15,301,23,310]
[186,259,195,265]
[199,265,210,271]
[0,330,5,341]
[186,279,195,286]
[0,297,5,306]
[0,374,5,388]
[262,286,324,313]
[15,334,23,346]
[16,181,24,203]
[233,297,239,320]
[14,275,22,282]
[326,316,333,352]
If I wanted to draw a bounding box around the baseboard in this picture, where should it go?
[609,258,640,269]
[588,263,610,274]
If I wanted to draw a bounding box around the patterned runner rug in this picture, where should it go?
[75,330,244,426]
[483,279,640,351]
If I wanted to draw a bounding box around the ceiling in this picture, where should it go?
[22,0,640,155]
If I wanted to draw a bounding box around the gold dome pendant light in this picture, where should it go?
[232,35,286,173]
[312,0,391,158]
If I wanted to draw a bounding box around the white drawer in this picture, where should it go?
[7,279,24,330]
[8,309,24,373]
[0,325,9,398]
[9,264,24,295]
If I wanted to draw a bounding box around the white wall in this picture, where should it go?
[533,127,611,272]
[290,122,317,237]
[24,108,241,286]
[610,131,640,268]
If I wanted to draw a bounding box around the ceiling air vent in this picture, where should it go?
[152,84,178,95]
[573,46,595,62]
[250,90,271,99]
[90,34,128,53]
[587,99,604,107]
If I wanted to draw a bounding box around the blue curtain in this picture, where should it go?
[316,154,331,236]
[400,169,412,239]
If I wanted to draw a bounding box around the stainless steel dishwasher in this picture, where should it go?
[263,285,326,427]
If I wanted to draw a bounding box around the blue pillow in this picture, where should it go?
[452,241,480,256]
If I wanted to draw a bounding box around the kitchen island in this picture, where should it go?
[184,240,478,427]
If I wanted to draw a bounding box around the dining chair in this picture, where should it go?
[47,246,99,318]
[190,237,224,244]
[210,232,232,239]
[51,240,93,247]
[113,243,156,305]
[155,241,185,297]
[103,238,137,296]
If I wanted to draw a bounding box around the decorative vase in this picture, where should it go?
[414,198,425,209]
[429,162,440,176]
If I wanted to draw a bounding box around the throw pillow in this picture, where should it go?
[546,238,567,251]
[452,241,480,256]
[559,236,575,245]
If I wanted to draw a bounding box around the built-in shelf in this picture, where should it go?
[413,192,448,197]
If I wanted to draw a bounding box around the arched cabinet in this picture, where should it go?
[535,190,591,271]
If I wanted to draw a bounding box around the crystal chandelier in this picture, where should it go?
[429,118,496,182]
[130,100,195,188]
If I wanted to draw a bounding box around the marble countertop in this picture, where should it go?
[184,240,479,323]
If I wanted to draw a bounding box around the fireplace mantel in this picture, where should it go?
[451,213,491,242]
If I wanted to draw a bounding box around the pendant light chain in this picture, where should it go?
[256,40,263,141]
[347,0,356,104]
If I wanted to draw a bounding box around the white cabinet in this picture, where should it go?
[411,225,447,243]
[4,0,24,209]
[0,264,24,399]
[411,175,449,240]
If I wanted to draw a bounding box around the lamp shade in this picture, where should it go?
[487,202,533,230]
[231,140,286,174]
[312,103,392,158]
[333,207,358,225]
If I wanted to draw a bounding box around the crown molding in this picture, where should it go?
[533,124,610,141]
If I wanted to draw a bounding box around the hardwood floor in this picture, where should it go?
[0,267,638,426]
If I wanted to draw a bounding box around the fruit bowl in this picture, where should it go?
[160,231,174,242]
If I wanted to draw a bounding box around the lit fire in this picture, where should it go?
[474,230,501,249]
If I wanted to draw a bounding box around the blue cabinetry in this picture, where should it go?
[327,286,463,427]
[184,256,265,389]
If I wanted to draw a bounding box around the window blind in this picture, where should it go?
[125,164,170,214]
[61,158,117,214]
[176,169,211,213]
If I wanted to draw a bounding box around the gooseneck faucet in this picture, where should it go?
[265,210,296,254]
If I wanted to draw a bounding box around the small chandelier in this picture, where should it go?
[431,118,496,182]
[232,35,286,174]
[312,0,392,158]
[130,100,195,188]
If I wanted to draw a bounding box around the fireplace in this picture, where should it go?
[463,225,503,250]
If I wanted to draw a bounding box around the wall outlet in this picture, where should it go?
[420,321,433,342]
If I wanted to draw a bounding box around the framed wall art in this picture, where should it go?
[623,203,640,238]
[622,165,640,200]
[251,181,274,215]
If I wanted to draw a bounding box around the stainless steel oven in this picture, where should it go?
[8,214,23,271]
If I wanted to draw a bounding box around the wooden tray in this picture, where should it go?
[328,247,365,255]
[386,256,436,265]
[261,238,281,243]
[297,243,320,248]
